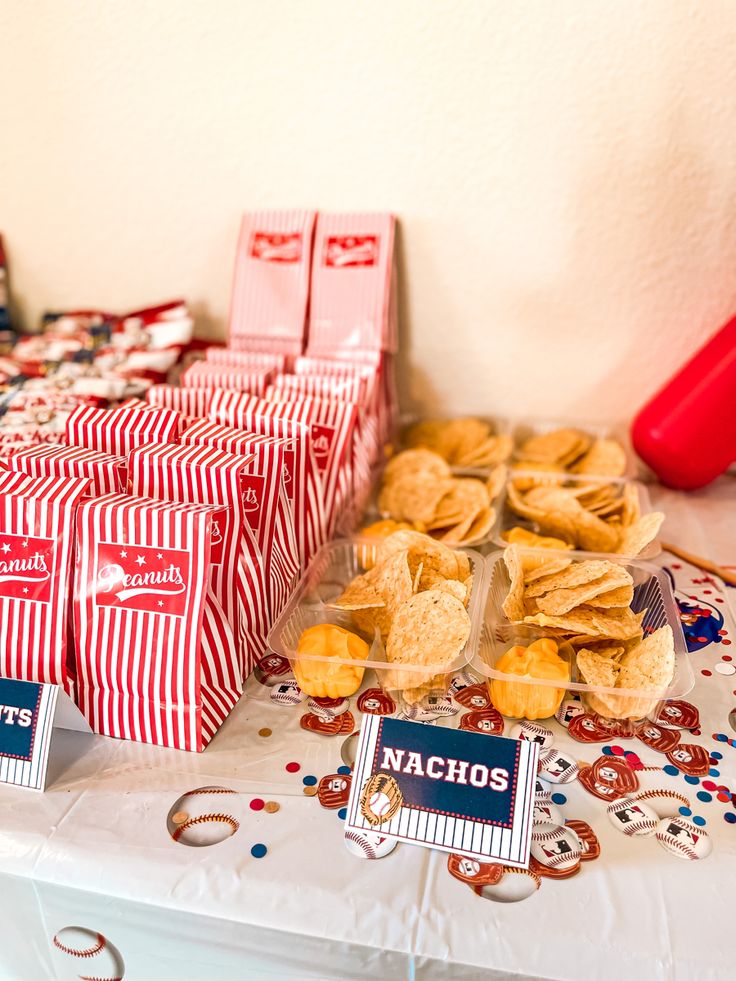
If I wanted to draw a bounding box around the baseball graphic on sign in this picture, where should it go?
[360,773,403,826]
[167,786,240,847]
[51,926,125,981]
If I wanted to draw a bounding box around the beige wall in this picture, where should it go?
[2,1,735,421]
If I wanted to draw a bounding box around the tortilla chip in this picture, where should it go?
[523,606,644,640]
[585,584,634,608]
[522,556,574,583]
[501,545,526,621]
[386,590,471,669]
[525,560,629,598]
[518,428,589,464]
[576,649,621,688]
[570,439,627,477]
[534,567,633,616]
[616,512,664,556]
[332,573,386,610]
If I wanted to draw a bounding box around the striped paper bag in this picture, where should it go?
[307,213,396,356]
[180,419,299,619]
[209,391,327,566]
[229,210,316,352]
[73,493,241,751]
[0,471,90,693]
[66,403,181,456]
[205,348,288,372]
[260,390,361,537]
[146,385,215,419]
[128,443,270,678]
[6,444,126,496]
[178,363,273,395]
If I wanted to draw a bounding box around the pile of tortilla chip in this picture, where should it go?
[332,530,473,703]
[403,417,513,468]
[505,477,663,555]
[377,449,503,545]
[500,546,676,719]
[514,428,627,477]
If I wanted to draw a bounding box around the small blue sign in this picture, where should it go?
[345,715,539,867]
[0,677,42,761]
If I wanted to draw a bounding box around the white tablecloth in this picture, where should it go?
[1,478,734,980]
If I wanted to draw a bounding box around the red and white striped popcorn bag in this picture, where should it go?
[0,471,90,693]
[74,493,240,751]
[127,443,270,678]
[178,362,273,395]
[229,210,316,353]
[180,419,299,619]
[307,213,396,357]
[263,387,365,531]
[209,391,326,567]
[146,384,215,419]
[66,402,182,455]
[6,444,126,496]
[204,348,288,372]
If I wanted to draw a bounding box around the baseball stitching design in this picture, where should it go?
[52,933,105,958]
[656,833,698,860]
[635,789,690,808]
[345,830,377,859]
[171,813,240,841]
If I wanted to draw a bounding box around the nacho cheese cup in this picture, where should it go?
[267,537,487,699]
[509,417,637,479]
[474,549,693,722]
[492,473,661,560]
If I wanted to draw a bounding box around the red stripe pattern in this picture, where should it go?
[0,472,90,693]
[6,444,126,495]
[179,363,273,395]
[66,404,181,456]
[128,443,270,679]
[146,385,214,419]
[181,419,299,618]
[74,493,240,751]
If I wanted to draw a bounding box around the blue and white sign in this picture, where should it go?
[345,716,539,867]
[0,678,90,791]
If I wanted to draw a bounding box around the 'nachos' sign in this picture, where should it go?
[345,716,538,867]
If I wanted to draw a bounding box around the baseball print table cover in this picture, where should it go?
[0,482,733,979]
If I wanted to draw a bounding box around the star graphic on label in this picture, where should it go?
[22,588,28,594]
[0,543,10,554]
[22,540,28,548]
[120,549,128,558]
[157,553,163,560]
[157,600,164,607]
[135,555,146,566]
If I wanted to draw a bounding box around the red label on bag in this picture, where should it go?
[0,533,55,604]
[240,473,265,532]
[310,423,337,473]
[250,232,302,263]
[94,542,190,617]
[324,236,379,268]
[282,449,295,500]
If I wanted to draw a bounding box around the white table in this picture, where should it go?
[1,478,734,980]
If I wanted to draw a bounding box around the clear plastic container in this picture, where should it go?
[473,549,693,722]
[509,417,637,479]
[267,536,487,704]
[491,471,661,560]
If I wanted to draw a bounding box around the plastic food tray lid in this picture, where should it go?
[267,536,488,677]
[473,548,694,703]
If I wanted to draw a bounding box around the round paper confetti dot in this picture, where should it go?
[702,780,717,791]
[258,727,272,738]
[715,733,728,742]
[697,791,713,803]
[664,765,679,776]
[285,762,301,773]
[692,816,706,827]
[264,801,280,814]
[250,798,265,811]
[711,751,723,760]
[303,786,318,797]
[724,813,736,824]
[723,639,732,646]
[723,655,733,662]
[717,792,730,803]
[302,775,317,786]
[602,746,613,755]
[612,745,625,756]
[551,793,567,805]
[709,768,720,777]
[679,806,692,817]
[251,843,268,858]
[337,765,351,775]
[171,811,188,825]
[715,663,736,676]
[701,670,712,677]
[684,775,700,785]
[338,808,347,820]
